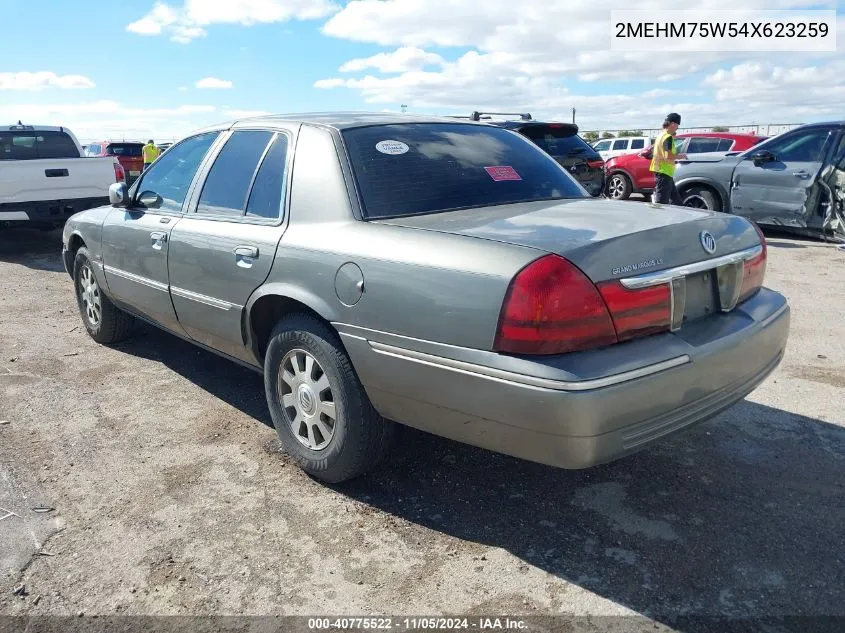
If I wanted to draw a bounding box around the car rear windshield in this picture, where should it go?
[342,123,586,219]
[518,125,599,158]
[106,143,143,156]
[0,130,79,160]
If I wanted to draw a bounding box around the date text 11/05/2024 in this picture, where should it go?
[307,617,528,630]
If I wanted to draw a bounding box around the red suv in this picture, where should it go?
[604,132,767,200]
[84,141,145,184]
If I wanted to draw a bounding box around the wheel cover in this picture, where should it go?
[277,348,336,451]
[683,194,709,209]
[607,175,628,199]
[79,264,102,327]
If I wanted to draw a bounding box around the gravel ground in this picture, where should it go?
[0,226,843,631]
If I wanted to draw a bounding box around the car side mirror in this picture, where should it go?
[109,182,129,208]
[751,150,775,166]
[137,190,163,209]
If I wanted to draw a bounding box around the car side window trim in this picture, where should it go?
[186,127,295,227]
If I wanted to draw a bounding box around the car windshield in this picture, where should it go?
[342,123,586,219]
[0,130,79,160]
[107,143,143,156]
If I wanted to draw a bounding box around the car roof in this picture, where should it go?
[196,111,487,134]
[1,124,70,132]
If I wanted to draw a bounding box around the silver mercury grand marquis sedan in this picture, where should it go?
[62,112,790,483]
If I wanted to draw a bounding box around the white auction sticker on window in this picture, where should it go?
[375,140,409,155]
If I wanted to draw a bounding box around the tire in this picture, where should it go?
[73,247,135,344]
[606,173,632,200]
[682,185,723,212]
[263,313,394,483]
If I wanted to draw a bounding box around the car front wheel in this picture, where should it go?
[263,313,394,483]
[682,185,723,212]
[73,247,135,344]
[606,173,632,200]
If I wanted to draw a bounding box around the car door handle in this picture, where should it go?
[233,246,258,258]
[793,170,810,179]
[150,231,167,250]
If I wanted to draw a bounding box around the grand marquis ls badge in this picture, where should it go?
[699,230,717,254]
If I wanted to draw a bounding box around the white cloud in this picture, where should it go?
[127,0,339,43]
[313,78,346,89]
[316,0,843,127]
[0,72,95,91]
[703,60,845,110]
[0,100,220,142]
[339,46,445,73]
[195,77,233,89]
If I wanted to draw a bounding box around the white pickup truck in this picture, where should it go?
[1,123,124,230]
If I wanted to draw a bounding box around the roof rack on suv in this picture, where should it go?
[469,111,533,122]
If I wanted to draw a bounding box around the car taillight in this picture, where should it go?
[596,281,672,341]
[738,222,767,303]
[586,159,604,169]
[113,162,125,183]
[493,255,618,355]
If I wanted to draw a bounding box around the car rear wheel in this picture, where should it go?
[73,247,135,344]
[263,313,394,483]
[682,185,723,212]
[606,173,632,200]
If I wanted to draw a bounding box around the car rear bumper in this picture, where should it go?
[337,287,790,469]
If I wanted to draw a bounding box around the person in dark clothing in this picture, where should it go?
[649,112,688,205]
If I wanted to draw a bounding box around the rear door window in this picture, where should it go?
[612,139,628,151]
[245,134,289,219]
[196,130,275,217]
[342,122,586,219]
[630,139,645,149]
[0,130,79,160]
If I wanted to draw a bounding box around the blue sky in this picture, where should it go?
[1,0,842,141]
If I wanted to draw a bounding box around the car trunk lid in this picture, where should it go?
[374,197,761,284]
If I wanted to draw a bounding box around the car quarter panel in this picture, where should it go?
[267,221,541,351]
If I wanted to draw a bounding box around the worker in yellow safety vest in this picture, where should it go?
[142,139,161,171]
[649,113,688,205]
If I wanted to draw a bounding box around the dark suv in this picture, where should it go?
[461,112,605,197]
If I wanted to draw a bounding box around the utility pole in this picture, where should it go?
[571,108,576,124]
[400,104,408,113]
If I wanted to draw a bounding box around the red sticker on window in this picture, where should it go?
[484,166,522,181]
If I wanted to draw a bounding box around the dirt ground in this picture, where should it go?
[1,226,843,629]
